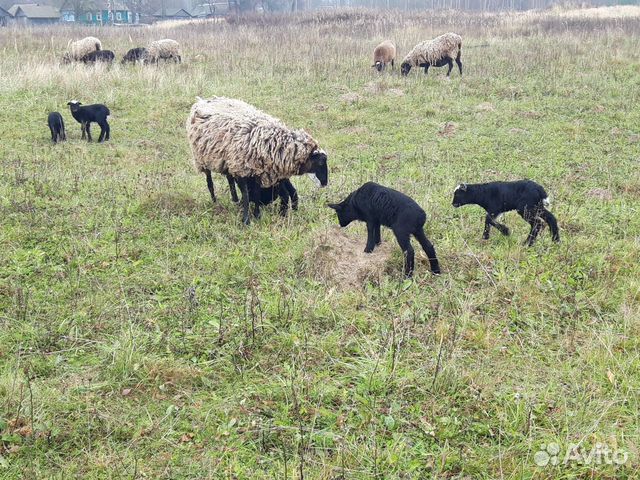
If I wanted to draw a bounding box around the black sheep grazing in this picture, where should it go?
[47,112,66,143]
[452,180,560,246]
[328,182,440,278]
[121,47,147,64]
[67,100,110,142]
[80,50,115,64]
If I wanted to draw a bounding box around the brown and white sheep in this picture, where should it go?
[62,36,102,64]
[372,40,396,72]
[145,39,181,64]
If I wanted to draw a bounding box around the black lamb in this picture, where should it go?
[452,180,560,246]
[67,100,110,142]
[224,175,299,218]
[47,112,66,143]
[328,182,440,278]
[121,47,147,64]
[80,50,115,64]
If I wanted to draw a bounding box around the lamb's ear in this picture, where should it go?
[327,203,339,210]
[455,183,467,192]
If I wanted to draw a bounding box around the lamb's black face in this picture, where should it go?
[327,201,353,228]
[67,101,82,112]
[400,62,412,76]
[373,61,383,72]
[306,150,328,187]
[452,184,469,208]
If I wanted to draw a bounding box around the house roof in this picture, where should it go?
[0,5,11,16]
[152,8,192,17]
[191,3,229,16]
[59,0,129,12]
[8,3,60,18]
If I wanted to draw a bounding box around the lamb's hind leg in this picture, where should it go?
[519,208,544,246]
[393,228,415,278]
[414,229,440,274]
[541,208,560,242]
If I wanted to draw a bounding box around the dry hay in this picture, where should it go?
[509,127,529,135]
[475,102,495,112]
[304,227,395,289]
[139,191,197,217]
[340,92,361,105]
[587,188,613,201]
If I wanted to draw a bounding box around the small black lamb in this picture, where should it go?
[225,175,299,218]
[67,100,110,142]
[452,180,560,246]
[47,112,66,143]
[328,182,440,278]
[121,47,147,64]
[80,50,115,64]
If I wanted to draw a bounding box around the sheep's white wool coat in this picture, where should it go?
[147,39,181,60]
[65,37,102,61]
[373,40,396,64]
[187,97,319,188]
[402,32,461,67]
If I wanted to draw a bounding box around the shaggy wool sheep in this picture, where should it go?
[401,32,462,77]
[62,36,102,64]
[145,39,181,64]
[372,40,396,72]
[186,96,328,225]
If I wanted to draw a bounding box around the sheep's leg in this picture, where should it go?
[80,122,86,140]
[236,177,251,226]
[278,185,290,217]
[483,214,510,239]
[226,175,239,203]
[204,169,216,203]
[85,123,92,142]
[414,228,440,274]
[455,54,463,75]
[423,64,430,75]
[519,208,543,246]
[446,58,453,77]
[98,123,106,142]
[50,128,56,143]
[364,222,378,253]
[374,223,382,246]
[391,59,395,70]
[393,229,415,278]
[104,121,110,141]
[249,180,261,219]
[541,209,560,242]
[284,179,298,210]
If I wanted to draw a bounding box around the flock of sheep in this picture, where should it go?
[61,36,182,65]
[47,31,560,278]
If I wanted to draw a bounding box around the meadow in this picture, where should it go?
[0,6,639,478]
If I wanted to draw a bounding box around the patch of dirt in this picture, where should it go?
[340,92,361,105]
[628,133,639,143]
[387,88,405,97]
[587,188,613,201]
[509,127,529,135]
[594,105,606,113]
[610,127,624,136]
[304,227,394,289]
[438,121,457,137]
[520,110,542,119]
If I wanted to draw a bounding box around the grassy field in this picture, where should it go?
[1,7,639,478]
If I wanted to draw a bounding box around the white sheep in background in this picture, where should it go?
[62,36,102,64]
[401,33,462,77]
[145,39,182,64]
[372,40,396,72]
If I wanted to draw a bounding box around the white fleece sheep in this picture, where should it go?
[62,36,102,63]
[401,32,462,77]
[146,39,181,64]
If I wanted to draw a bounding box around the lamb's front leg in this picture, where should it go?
[364,222,377,253]
[80,122,86,140]
[374,223,381,246]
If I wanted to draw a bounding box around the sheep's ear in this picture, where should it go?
[327,203,339,210]
[456,183,467,192]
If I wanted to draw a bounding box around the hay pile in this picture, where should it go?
[305,227,395,288]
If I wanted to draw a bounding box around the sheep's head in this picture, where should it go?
[300,149,328,187]
[400,62,412,76]
[452,183,469,208]
[372,61,383,72]
[327,196,354,228]
[62,52,72,64]
[67,100,82,112]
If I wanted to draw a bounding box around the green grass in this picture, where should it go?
[1,8,639,478]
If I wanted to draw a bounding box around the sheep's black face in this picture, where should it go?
[373,61,383,72]
[452,184,469,208]
[400,62,412,76]
[306,150,328,187]
[327,201,354,228]
[67,101,82,113]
